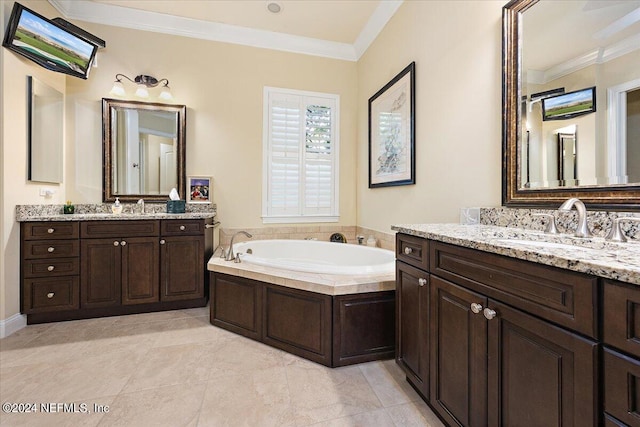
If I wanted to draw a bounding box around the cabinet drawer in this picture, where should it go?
[396,233,428,270]
[604,347,640,427]
[22,222,79,240]
[22,276,79,313]
[23,240,80,259]
[430,241,597,338]
[161,220,204,236]
[23,258,79,278]
[81,220,159,238]
[604,280,640,359]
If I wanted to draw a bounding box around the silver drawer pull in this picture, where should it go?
[47,292,55,299]
[470,303,483,314]
[483,308,497,320]
[47,228,55,234]
[179,225,186,231]
[114,241,120,246]
[160,239,166,245]
[121,240,127,246]
[47,265,55,272]
[418,278,427,287]
[404,247,413,255]
[47,247,55,253]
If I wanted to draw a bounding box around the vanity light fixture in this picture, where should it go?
[109,74,173,101]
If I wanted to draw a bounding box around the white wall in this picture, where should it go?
[356,1,504,233]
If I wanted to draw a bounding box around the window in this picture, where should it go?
[262,87,339,223]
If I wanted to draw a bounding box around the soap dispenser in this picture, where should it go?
[112,197,123,214]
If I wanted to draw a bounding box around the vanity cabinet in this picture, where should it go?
[21,222,80,314]
[396,233,600,427]
[21,218,212,323]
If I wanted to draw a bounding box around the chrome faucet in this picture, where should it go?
[558,198,593,238]
[605,217,640,242]
[225,231,252,261]
[137,198,145,214]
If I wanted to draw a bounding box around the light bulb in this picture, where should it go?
[135,84,149,98]
[159,86,173,101]
[109,81,125,96]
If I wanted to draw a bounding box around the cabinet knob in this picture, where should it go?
[160,239,166,245]
[470,303,483,314]
[47,265,55,272]
[113,241,120,246]
[47,292,55,299]
[483,307,497,320]
[179,225,186,231]
[121,240,127,246]
[418,278,427,287]
[47,247,55,253]
[404,247,413,255]
[47,228,55,234]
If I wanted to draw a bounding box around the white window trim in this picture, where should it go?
[262,86,340,224]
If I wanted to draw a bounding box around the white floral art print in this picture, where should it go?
[368,62,415,188]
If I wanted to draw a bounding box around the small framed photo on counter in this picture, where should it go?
[187,176,212,204]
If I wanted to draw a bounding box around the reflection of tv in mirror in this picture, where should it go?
[542,87,596,121]
[2,2,98,79]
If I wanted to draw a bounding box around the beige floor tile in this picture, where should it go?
[283,356,383,425]
[121,342,211,393]
[151,316,237,348]
[110,308,195,326]
[359,360,421,407]
[98,383,206,427]
[198,368,292,427]
[309,408,396,427]
[0,333,93,368]
[385,400,444,427]
[206,337,285,380]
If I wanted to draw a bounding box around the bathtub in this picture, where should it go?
[232,239,395,275]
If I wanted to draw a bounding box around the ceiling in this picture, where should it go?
[47,0,404,61]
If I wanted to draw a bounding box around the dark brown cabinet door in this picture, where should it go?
[121,237,159,305]
[81,238,121,308]
[429,275,487,427]
[211,272,263,340]
[487,300,598,427]
[160,235,204,301]
[604,347,640,427]
[396,261,430,398]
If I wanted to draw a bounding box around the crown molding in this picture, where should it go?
[48,0,403,62]
[526,33,640,84]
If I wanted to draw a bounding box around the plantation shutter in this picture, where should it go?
[264,88,339,222]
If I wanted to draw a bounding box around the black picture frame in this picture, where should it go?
[368,62,415,188]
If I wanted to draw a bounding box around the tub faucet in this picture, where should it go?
[137,198,145,214]
[226,231,253,261]
[558,197,593,238]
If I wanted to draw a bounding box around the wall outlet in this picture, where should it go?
[39,188,56,198]
[460,207,480,225]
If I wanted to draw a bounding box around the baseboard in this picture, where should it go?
[0,313,27,338]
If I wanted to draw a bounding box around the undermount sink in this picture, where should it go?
[496,239,592,251]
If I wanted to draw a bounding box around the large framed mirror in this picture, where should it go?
[102,98,186,202]
[28,76,63,183]
[503,0,640,210]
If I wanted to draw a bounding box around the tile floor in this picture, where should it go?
[0,307,444,427]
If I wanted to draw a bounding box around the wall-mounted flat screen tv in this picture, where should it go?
[542,86,596,121]
[2,2,98,79]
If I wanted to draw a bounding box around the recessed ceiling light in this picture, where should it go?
[267,2,282,13]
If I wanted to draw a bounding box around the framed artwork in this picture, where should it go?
[368,62,415,188]
[187,176,212,204]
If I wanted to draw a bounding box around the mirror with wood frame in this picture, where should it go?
[502,0,640,210]
[102,98,186,202]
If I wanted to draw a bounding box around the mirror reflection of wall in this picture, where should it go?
[521,0,640,191]
[112,108,178,195]
[28,76,63,183]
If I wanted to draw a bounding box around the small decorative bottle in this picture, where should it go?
[112,197,123,214]
[366,236,377,247]
[63,200,75,214]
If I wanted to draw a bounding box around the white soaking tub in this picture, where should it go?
[232,239,395,275]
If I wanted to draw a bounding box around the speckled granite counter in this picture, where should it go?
[15,204,216,222]
[207,248,395,296]
[391,224,640,285]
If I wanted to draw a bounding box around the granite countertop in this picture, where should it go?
[391,223,640,285]
[15,204,216,222]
